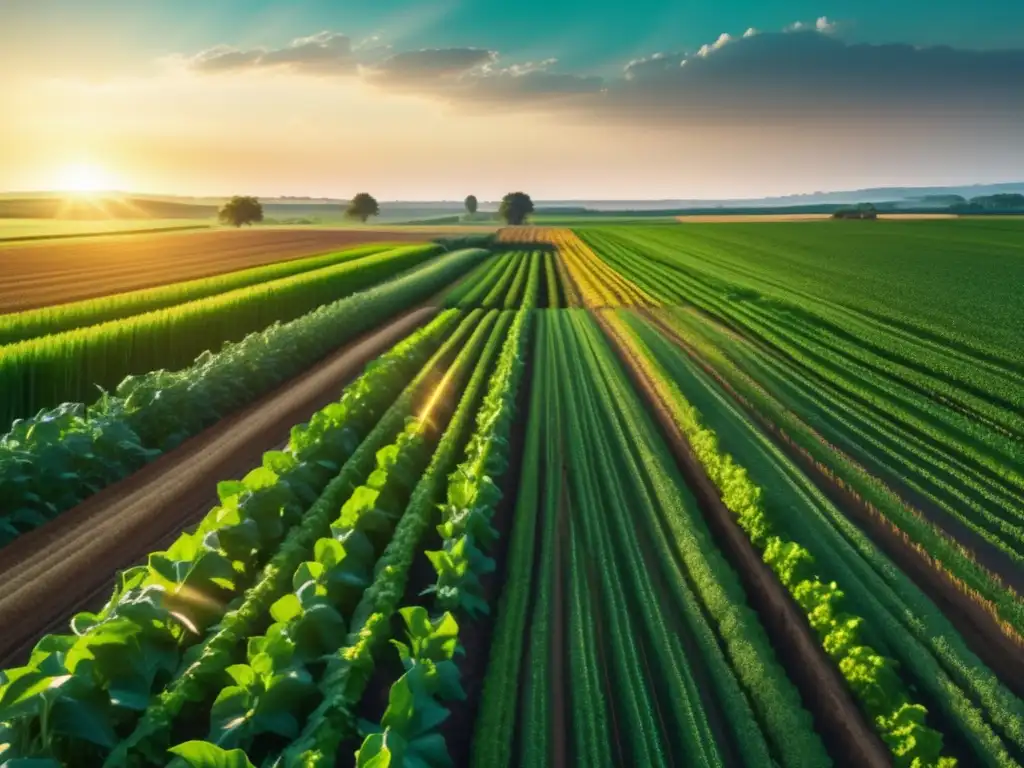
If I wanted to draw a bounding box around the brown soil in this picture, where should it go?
[0,228,431,313]
[0,307,435,665]
[594,310,891,768]
[646,312,1024,700]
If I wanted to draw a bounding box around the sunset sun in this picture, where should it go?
[54,162,113,193]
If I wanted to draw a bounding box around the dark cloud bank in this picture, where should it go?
[183,27,1024,124]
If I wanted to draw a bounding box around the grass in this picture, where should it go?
[0,218,214,241]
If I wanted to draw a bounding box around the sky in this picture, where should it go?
[1,0,1023,200]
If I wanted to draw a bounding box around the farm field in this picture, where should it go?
[0,218,214,242]
[0,227,436,313]
[0,219,1022,768]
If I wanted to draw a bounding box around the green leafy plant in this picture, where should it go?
[354,608,465,768]
[168,740,256,768]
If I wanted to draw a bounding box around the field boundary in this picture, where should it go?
[0,222,212,243]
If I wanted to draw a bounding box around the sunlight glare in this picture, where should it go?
[54,162,113,193]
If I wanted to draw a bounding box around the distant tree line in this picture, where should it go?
[218,191,539,228]
[831,203,878,220]
[950,194,1024,213]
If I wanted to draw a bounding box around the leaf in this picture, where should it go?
[313,538,345,569]
[260,669,315,715]
[50,693,119,748]
[255,709,299,739]
[225,664,256,689]
[261,451,296,475]
[0,668,68,721]
[167,741,257,768]
[216,481,247,505]
[408,732,454,767]
[292,561,324,593]
[209,687,254,748]
[379,673,416,733]
[240,467,279,491]
[356,731,403,768]
[269,594,302,624]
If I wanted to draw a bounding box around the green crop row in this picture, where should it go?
[622,310,1024,766]
[444,251,542,310]
[0,248,488,547]
[278,311,511,767]
[578,228,1024,574]
[0,243,446,425]
[650,306,1024,639]
[159,313,498,767]
[609,311,965,767]
[353,308,531,766]
[0,308,463,766]
[101,311,485,767]
[475,310,828,768]
[543,251,563,309]
[0,242,404,347]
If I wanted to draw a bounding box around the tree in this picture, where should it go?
[346,193,380,223]
[498,192,534,225]
[464,195,478,216]
[218,196,263,227]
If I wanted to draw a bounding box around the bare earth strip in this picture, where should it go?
[0,306,435,664]
[0,228,432,313]
[676,213,958,223]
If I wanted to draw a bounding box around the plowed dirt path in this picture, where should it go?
[0,306,435,664]
[0,228,429,313]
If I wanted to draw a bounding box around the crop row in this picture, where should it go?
[0,305,512,766]
[649,306,1024,643]
[547,229,654,308]
[0,306,465,764]
[274,310,514,767]
[443,251,546,309]
[629,220,1024,386]
[348,306,532,766]
[0,248,488,547]
[0,243,447,426]
[610,310,1024,767]
[0,242,407,347]
[578,226,1024,551]
[576,228,1024,625]
[475,309,829,768]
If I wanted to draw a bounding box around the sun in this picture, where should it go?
[54,162,113,193]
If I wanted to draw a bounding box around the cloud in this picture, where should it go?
[786,16,837,34]
[607,30,1024,125]
[362,49,601,106]
[624,52,683,81]
[457,68,604,104]
[187,31,356,75]
[815,16,837,33]
[696,33,734,58]
[178,25,1024,126]
[363,48,497,83]
[189,46,263,73]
